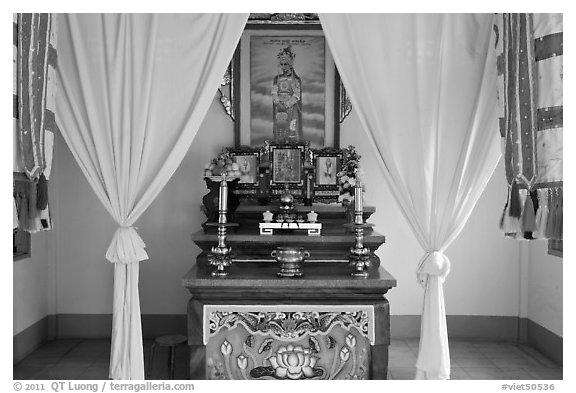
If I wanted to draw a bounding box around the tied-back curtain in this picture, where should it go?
[320,14,501,379]
[56,13,248,379]
[496,13,563,240]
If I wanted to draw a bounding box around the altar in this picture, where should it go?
[182,203,396,380]
[181,19,397,378]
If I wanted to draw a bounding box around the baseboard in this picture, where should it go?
[391,315,520,340]
[56,314,112,338]
[526,319,563,366]
[13,315,55,364]
[55,314,187,339]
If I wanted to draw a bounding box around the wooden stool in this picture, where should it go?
[146,334,187,379]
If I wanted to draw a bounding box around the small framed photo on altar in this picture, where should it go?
[231,154,258,184]
[271,145,304,185]
[227,147,261,200]
[312,148,342,202]
[316,155,339,185]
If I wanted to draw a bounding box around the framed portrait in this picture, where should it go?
[271,146,304,185]
[315,155,339,186]
[312,148,342,202]
[231,153,258,185]
[227,147,260,199]
[234,24,341,149]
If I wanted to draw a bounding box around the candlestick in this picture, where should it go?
[218,174,228,223]
[354,180,363,225]
[354,179,362,212]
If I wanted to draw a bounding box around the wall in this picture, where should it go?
[527,240,563,337]
[13,231,56,336]
[51,94,522,320]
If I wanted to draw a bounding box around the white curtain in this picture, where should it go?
[320,14,501,379]
[56,13,248,379]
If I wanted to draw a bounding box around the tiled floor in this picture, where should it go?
[13,338,562,380]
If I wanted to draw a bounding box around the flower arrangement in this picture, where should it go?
[337,145,363,204]
[203,149,241,179]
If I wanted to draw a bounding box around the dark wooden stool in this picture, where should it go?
[146,334,187,379]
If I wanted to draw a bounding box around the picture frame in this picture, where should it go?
[232,23,343,149]
[271,145,304,185]
[312,148,342,202]
[227,147,261,199]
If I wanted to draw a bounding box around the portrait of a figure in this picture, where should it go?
[272,148,302,183]
[233,155,257,184]
[250,36,326,147]
[272,46,303,142]
[316,156,338,185]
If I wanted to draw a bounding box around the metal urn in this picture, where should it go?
[271,247,310,277]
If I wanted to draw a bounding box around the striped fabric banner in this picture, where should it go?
[17,13,58,180]
[496,13,563,240]
[13,13,57,233]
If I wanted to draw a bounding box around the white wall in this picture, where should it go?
[527,240,563,336]
[51,95,523,318]
[13,208,57,336]
[13,129,58,336]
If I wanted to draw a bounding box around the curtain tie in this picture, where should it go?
[416,251,451,288]
[105,226,149,264]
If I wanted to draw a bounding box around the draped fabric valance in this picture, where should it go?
[497,13,563,241]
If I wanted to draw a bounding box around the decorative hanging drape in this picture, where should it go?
[56,13,248,379]
[319,13,501,379]
[14,13,57,233]
[496,13,563,240]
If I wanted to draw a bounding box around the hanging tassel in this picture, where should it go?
[533,189,548,239]
[13,196,19,230]
[500,191,517,235]
[36,173,48,210]
[555,187,563,240]
[499,192,509,231]
[26,180,42,233]
[501,190,522,236]
[545,188,556,239]
[509,180,522,218]
[521,193,536,236]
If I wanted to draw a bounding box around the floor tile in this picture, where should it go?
[462,367,508,380]
[449,366,470,380]
[490,355,541,368]
[496,367,534,380]
[35,366,88,380]
[522,367,563,380]
[388,366,416,380]
[77,366,110,380]
[452,355,497,368]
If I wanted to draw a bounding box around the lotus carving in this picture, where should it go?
[267,344,318,379]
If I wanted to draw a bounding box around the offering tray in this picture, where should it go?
[259,221,322,236]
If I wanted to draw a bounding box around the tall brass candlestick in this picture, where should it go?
[208,173,233,277]
[218,174,228,224]
[354,180,363,225]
